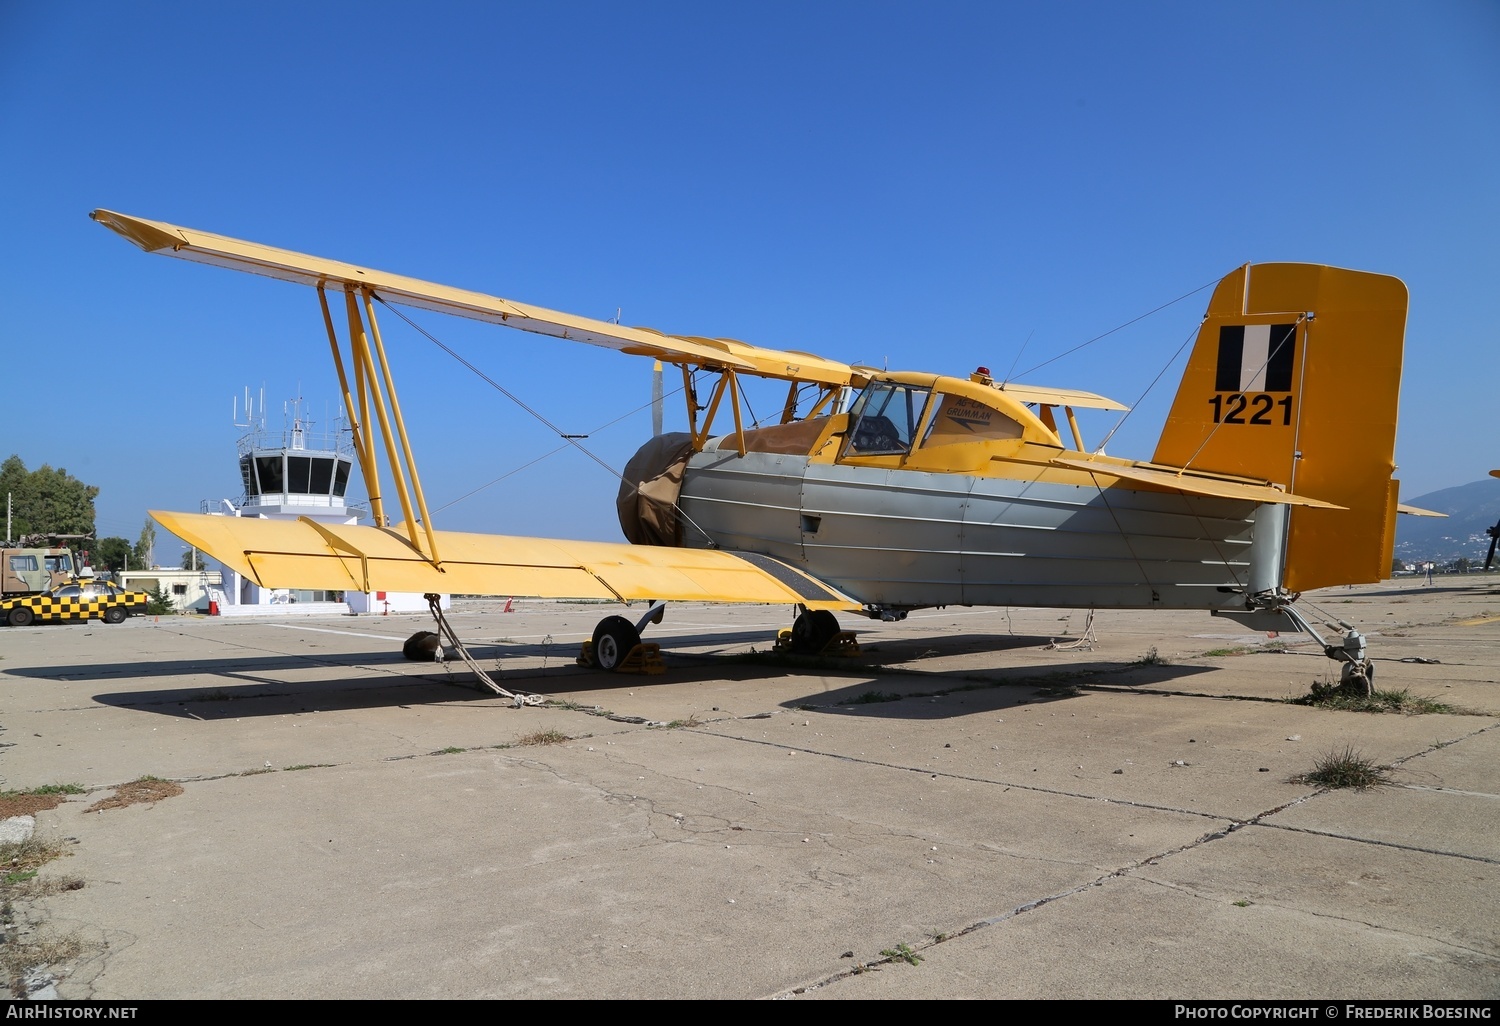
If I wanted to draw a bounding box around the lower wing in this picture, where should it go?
[153,511,855,611]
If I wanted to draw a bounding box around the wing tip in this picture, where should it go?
[91,209,184,253]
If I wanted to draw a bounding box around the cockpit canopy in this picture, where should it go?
[843,378,1033,459]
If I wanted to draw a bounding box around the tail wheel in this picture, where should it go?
[592,615,641,672]
[7,607,34,627]
[790,609,839,654]
[103,607,127,625]
[1339,659,1374,697]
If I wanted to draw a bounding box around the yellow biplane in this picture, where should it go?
[92,210,1410,693]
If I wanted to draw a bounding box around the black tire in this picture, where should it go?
[402,630,442,661]
[103,606,127,625]
[790,609,839,654]
[592,615,641,672]
[7,607,34,627]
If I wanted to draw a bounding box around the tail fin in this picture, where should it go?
[1152,263,1407,591]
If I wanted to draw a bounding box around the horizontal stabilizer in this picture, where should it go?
[1396,504,1446,518]
[152,511,857,611]
[1050,457,1344,508]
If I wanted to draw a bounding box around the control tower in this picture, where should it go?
[234,396,357,524]
[203,393,444,615]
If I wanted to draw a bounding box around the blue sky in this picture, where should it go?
[2,1,1496,563]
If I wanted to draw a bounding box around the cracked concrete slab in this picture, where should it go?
[1267,783,1500,863]
[799,873,1499,999]
[1133,824,1500,958]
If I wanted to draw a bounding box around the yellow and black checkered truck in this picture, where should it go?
[2,580,149,626]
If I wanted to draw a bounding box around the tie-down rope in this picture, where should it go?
[426,594,545,707]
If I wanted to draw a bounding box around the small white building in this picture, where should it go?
[120,567,224,614]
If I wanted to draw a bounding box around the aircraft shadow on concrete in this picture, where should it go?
[2,649,513,719]
[6,649,432,683]
[774,662,1214,720]
[7,631,1210,721]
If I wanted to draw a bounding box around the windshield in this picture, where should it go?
[845,382,931,455]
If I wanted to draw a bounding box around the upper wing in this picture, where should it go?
[152,511,857,612]
[993,384,1127,411]
[91,210,855,387]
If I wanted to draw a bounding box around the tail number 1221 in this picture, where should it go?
[1209,393,1293,426]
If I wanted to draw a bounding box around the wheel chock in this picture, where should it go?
[773,629,860,656]
[578,640,666,674]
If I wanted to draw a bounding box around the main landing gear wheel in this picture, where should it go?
[103,607,127,625]
[592,615,642,672]
[7,607,34,627]
[790,609,840,655]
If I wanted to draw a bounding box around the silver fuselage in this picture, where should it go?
[677,443,1284,612]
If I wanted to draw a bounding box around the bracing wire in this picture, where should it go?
[429,384,684,515]
[1091,319,1200,454]
[999,329,1034,388]
[375,296,632,489]
[372,294,722,544]
[1015,276,1220,380]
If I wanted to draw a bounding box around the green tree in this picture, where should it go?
[0,456,26,539]
[89,537,133,574]
[0,454,99,541]
[144,583,176,616]
[134,520,156,569]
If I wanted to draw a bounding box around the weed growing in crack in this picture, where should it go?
[0,786,83,799]
[14,877,84,896]
[546,700,611,718]
[0,932,84,998]
[0,786,86,820]
[518,729,570,746]
[880,942,923,966]
[1294,746,1388,790]
[1293,686,1456,715]
[83,777,184,813]
[0,835,86,996]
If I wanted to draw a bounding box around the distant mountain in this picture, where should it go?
[1394,478,1500,566]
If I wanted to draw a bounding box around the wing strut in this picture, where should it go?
[316,283,443,568]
